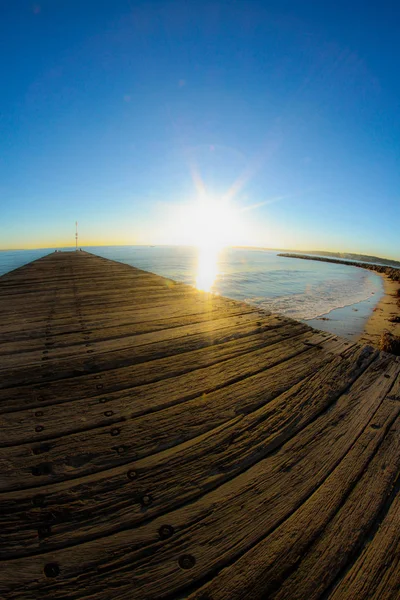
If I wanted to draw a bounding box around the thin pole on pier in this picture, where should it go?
[75,221,78,251]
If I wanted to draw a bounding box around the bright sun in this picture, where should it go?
[185,194,242,250]
[184,194,242,292]
[158,192,248,292]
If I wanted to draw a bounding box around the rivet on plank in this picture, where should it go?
[159,525,174,540]
[178,555,196,569]
[127,470,137,480]
[96,384,104,390]
[35,425,44,433]
[104,410,114,417]
[110,428,120,436]
[44,563,60,578]
[140,494,152,507]
[116,446,126,455]
[35,411,44,417]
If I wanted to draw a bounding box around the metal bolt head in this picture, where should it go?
[35,425,44,432]
[141,494,152,507]
[127,470,137,480]
[178,554,196,569]
[110,428,120,436]
[158,525,174,540]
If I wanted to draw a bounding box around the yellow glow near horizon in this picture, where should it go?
[189,193,242,292]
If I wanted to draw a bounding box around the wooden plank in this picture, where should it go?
[270,381,400,600]
[0,341,374,558]
[0,354,397,599]
[327,374,400,600]
[0,313,276,389]
[0,322,307,427]
[0,319,306,414]
[0,312,264,371]
[1,251,399,600]
[329,493,400,600]
[0,297,247,343]
[0,303,250,349]
[0,331,337,490]
[187,375,400,600]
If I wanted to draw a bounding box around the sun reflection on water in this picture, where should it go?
[196,246,220,292]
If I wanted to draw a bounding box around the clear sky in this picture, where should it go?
[1,1,399,258]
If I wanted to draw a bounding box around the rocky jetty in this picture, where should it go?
[278,253,400,282]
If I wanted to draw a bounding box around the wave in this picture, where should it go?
[243,273,379,320]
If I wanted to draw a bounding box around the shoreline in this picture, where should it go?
[357,274,400,348]
[278,252,400,349]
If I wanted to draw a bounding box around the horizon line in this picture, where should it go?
[0,244,399,263]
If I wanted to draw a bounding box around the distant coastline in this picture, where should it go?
[278,253,400,282]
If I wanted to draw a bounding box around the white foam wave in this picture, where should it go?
[245,273,379,320]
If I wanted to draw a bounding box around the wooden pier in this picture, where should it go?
[0,251,399,600]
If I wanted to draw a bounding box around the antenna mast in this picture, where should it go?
[75,221,78,251]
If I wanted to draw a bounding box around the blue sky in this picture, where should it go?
[1,1,399,257]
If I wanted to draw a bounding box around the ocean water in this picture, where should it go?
[0,245,384,339]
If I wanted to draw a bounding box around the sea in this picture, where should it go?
[0,246,384,340]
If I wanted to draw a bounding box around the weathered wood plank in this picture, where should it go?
[0,342,374,558]
[327,375,400,600]
[1,251,399,600]
[0,354,397,599]
[188,377,400,600]
[0,320,305,413]
[0,331,338,490]
[0,303,250,350]
[0,318,303,414]
[0,323,307,432]
[0,312,277,389]
[0,312,264,370]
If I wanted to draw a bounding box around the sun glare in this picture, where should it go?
[188,193,241,292]
[196,246,219,292]
[160,186,252,292]
[188,194,241,250]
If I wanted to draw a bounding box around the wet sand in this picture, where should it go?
[358,275,400,348]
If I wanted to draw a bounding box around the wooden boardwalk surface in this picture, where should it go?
[0,250,399,600]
